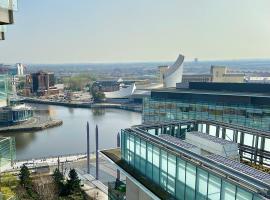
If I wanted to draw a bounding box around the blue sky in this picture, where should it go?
[0,0,270,63]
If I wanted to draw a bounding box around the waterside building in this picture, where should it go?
[24,71,59,96]
[102,82,270,200]
[102,120,270,200]
[0,136,16,171]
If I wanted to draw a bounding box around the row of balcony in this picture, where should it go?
[0,0,18,41]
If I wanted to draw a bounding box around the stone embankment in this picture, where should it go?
[0,117,63,133]
[23,98,142,112]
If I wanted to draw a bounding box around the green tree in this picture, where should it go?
[90,87,105,102]
[53,168,67,196]
[19,164,31,188]
[63,73,96,91]
[67,169,80,193]
[1,173,18,187]
[53,168,64,185]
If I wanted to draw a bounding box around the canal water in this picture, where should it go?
[0,104,142,160]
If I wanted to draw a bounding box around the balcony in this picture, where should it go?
[0,6,13,25]
[0,25,6,40]
[0,0,18,40]
[101,148,174,200]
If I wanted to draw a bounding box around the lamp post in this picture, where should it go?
[87,122,90,174]
[95,125,99,180]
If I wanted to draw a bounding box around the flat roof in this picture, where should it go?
[134,120,195,129]
[159,134,197,150]
[151,88,270,98]
[127,127,270,194]
[207,154,270,183]
[187,131,236,145]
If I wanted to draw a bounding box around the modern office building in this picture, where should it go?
[102,81,270,200]
[143,82,270,131]
[0,103,33,125]
[0,74,9,107]
[102,120,270,200]
[25,71,59,96]
[0,136,16,171]
[0,74,33,125]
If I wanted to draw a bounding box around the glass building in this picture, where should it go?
[0,75,9,107]
[0,136,16,170]
[102,124,270,200]
[102,83,270,200]
[0,74,33,125]
[143,83,270,131]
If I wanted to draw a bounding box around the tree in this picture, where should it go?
[1,173,18,187]
[63,73,96,91]
[67,169,80,193]
[53,168,68,196]
[90,86,105,102]
[53,168,64,185]
[19,165,31,188]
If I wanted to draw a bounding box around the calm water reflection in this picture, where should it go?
[0,104,142,160]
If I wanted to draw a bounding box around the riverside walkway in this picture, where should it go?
[0,117,63,133]
[6,153,115,200]
[22,97,142,112]
[11,153,90,170]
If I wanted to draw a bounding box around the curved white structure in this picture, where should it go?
[163,54,184,88]
[104,83,136,99]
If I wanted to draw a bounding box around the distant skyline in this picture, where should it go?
[0,0,270,64]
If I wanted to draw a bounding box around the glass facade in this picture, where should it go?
[0,137,16,169]
[121,130,263,200]
[197,123,270,165]
[0,108,34,124]
[143,97,270,131]
[0,75,8,107]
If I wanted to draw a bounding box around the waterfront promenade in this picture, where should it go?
[22,97,142,112]
[5,152,121,200]
[0,116,63,133]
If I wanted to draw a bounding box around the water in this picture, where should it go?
[0,104,142,160]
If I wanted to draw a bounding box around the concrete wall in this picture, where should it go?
[182,74,212,83]
[158,66,169,84]
[211,66,244,83]
[126,177,154,200]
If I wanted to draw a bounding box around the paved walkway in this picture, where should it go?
[82,182,108,200]
[0,117,62,133]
